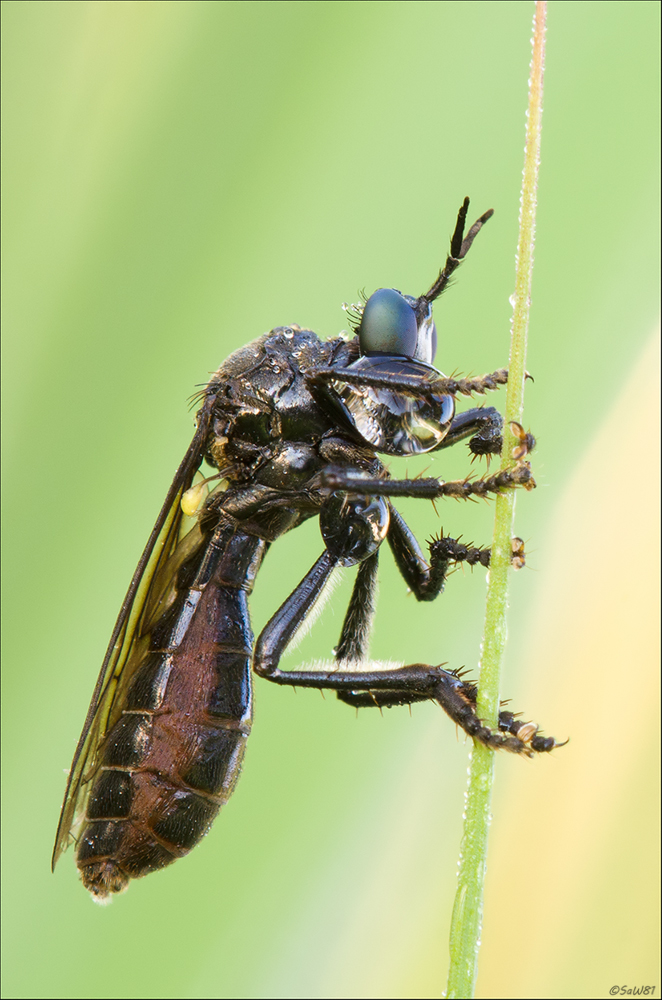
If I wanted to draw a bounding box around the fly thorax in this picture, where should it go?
[255,443,320,489]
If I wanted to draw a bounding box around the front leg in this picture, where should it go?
[439,405,504,458]
[308,366,509,400]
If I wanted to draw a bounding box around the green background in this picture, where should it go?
[2,2,659,997]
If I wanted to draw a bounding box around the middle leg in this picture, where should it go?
[386,503,525,602]
[319,461,535,499]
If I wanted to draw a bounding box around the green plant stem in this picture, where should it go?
[445,4,547,997]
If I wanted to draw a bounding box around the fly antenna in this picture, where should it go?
[415,198,494,318]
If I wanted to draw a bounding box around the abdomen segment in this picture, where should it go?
[76,526,263,900]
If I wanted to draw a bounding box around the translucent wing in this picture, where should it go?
[51,398,216,871]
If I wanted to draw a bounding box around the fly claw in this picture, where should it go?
[509,421,536,460]
[511,537,526,570]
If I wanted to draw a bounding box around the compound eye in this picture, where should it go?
[359,288,418,358]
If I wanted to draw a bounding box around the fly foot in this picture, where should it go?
[435,668,565,757]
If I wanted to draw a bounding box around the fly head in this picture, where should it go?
[325,199,493,457]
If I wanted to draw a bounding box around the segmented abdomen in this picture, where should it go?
[77,525,265,899]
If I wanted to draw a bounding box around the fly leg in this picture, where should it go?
[333,551,379,664]
[440,409,536,461]
[386,503,493,601]
[343,506,542,749]
[252,550,339,675]
[253,513,558,755]
[439,405,504,458]
[253,562,558,755]
[336,671,560,756]
[320,462,535,499]
[326,505,546,753]
[327,539,555,755]
[253,490,390,679]
[307,365,509,402]
[385,503,526,598]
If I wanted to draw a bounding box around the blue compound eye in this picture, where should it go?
[359,288,418,358]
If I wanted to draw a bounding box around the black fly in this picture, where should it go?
[53,199,561,901]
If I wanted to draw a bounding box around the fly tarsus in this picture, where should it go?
[428,534,527,573]
[429,535,490,570]
[433,670,563,756]
[441,368,508,397]
[336,667,562,756]
[469,424,503,458]
[434,405,504,458]
[308,366,508,401]
[497,711,563,753]
[261,660,562,757]
[433,463,536,497]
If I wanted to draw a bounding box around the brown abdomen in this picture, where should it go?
[77,526,264,899]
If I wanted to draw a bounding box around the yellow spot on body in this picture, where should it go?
[181,481,208,517]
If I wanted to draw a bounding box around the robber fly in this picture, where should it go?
[53,199,560,901]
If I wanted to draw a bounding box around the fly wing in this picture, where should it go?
[51,397,216,871]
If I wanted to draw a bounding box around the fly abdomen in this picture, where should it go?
[76,526,264,900]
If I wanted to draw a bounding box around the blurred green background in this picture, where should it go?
[2,2,659,998]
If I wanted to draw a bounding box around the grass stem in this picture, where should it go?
[445,4,547,996]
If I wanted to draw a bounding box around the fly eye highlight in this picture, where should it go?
[358,287,437,365]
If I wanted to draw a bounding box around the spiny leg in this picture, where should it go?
[307,365,509,402]
[320,462,535,500]
[336,671,561,755]
[439,405,504,458]
[386,504,525,604]
[329,512,544,750]
[253,546,558,756]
